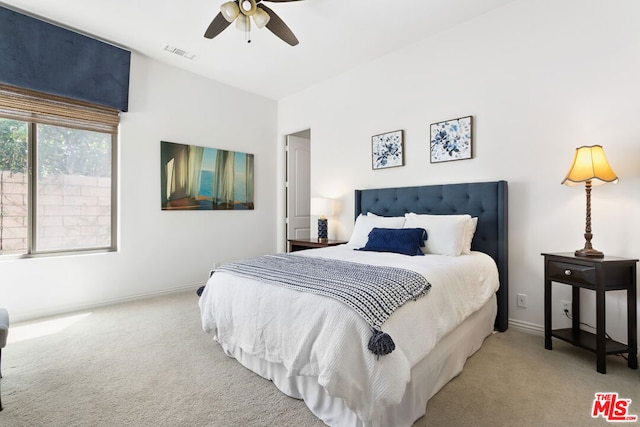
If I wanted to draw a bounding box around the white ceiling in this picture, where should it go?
[1,0,515,100]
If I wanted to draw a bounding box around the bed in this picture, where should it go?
[199,180,508,427]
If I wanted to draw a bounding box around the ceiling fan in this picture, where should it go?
[204,0,303,46]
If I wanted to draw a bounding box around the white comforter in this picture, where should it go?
[199,245,499,423]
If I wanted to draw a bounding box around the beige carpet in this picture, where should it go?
[1,290,638,426]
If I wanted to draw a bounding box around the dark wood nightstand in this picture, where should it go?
[542,252,638,374]
[288,238,348,252]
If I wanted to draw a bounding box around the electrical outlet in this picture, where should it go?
[561,300,571,315]
[517,293,527,308]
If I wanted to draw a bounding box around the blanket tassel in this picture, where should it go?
[368,329,395,357]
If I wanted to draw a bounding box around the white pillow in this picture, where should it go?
[461,217,478,255]
[403,213,471,256]
[366,212,403,218]
[347,214,406,247]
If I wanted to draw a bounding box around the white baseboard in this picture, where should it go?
[508,318,639,359]
[508,318,544,335]
[12,283,203,324]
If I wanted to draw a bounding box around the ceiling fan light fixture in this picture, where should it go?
[204,0,300,46]
[220,1,240,22]
[239,0,257,16]
[235,14,251,31]
[253,8,270,29]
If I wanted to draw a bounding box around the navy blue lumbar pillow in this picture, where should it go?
[358,227,428,256]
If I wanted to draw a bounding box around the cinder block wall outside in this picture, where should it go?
[0,171,111,255]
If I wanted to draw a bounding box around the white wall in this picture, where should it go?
[1,53,278,321]
[277,0,640,344]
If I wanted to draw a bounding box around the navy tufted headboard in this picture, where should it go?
[355,181,508,331]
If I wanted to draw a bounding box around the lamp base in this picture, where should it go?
[575,247,604,258]
[317,218,328,244]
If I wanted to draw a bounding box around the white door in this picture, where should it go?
[286,132,311,244]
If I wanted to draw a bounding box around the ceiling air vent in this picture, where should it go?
[164,45,195,60]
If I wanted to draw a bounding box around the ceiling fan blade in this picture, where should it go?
[257,3,299,46]
[261,0,304,2]
[204,12,232,39]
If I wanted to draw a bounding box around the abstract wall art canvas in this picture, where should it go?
[430,116,473,163]
[161,141,254,210]
[372,130,404,170]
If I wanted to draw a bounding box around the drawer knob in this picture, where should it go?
[564,269,572,276]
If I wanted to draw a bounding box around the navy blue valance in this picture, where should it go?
[0,6,130,112]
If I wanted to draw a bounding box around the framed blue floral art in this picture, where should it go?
[430,116,473,163]
[372,130,404,170]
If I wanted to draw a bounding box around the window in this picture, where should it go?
[0,85,118,256]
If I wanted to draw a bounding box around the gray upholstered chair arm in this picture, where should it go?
[0,308,9,348]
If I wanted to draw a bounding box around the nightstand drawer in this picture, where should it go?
[548,261,596,286]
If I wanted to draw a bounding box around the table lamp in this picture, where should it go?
[562,145,618,258]
[310,198,333,243]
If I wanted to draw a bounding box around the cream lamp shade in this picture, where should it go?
[310,198,334,220]
[562,145,618,186]
[562,145,618,258]
[253,8,270,28]
[220,1,240,22]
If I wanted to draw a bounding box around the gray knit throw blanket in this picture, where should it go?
[215,253,431,357]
